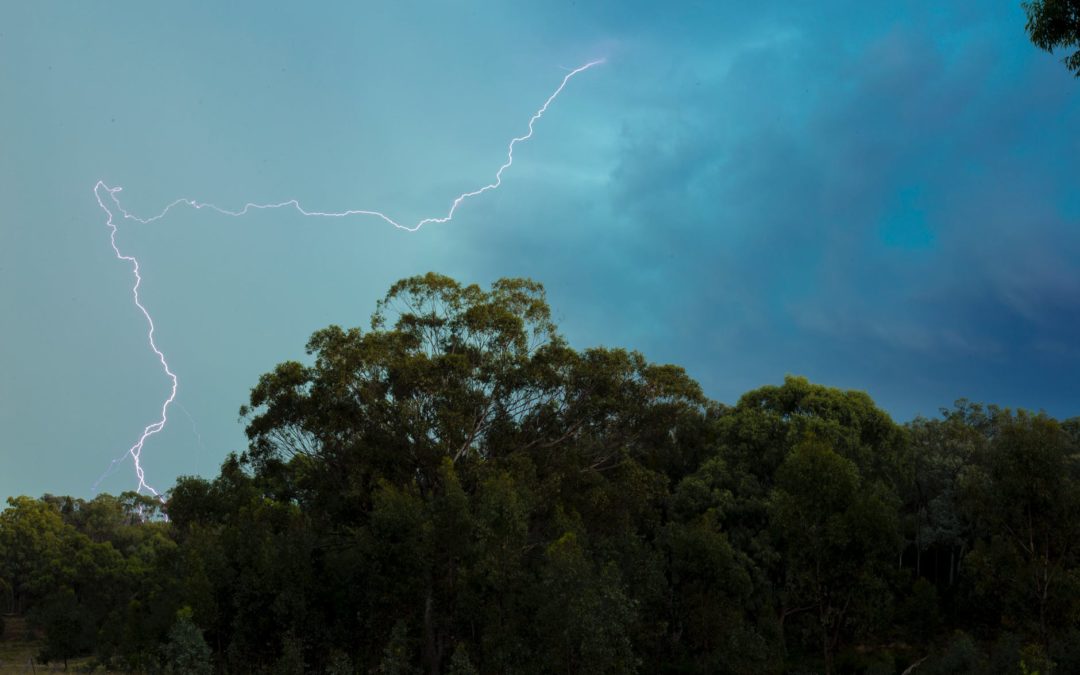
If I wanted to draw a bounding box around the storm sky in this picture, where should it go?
[2,2,1078,499]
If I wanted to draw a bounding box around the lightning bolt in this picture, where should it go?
[94,58,605,495]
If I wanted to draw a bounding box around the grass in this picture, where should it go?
[0,615,39,673]
[0,615,97,674]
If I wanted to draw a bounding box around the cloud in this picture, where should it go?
[562,5,1080,417]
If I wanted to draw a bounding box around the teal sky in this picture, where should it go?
[2,2,1078,500]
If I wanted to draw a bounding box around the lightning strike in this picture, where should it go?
[94,59,605,495]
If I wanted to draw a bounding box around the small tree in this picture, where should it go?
[448,643,478,675]
[274,633,306,675]
[162,607,212,675]
[326,649,354,675]
[34,588,85,670]
[379,621,416,675]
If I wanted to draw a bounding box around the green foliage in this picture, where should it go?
[0,496,68,614]
[448,643,479,675]
[898,577,943,643]
[274,632,306,675]
[1024,0,1080,76]
[769,437,900,672]
[924,631,985,674]
[161,607,212,675]
[960,411,1080,641]
[326,649,354,675]
[34,587,85,667]
[1019,642,1055,675]
[378,620,416,675]
[3,274,1080,673]
[535,532,639,673]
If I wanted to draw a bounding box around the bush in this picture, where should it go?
[162,607,212,675]
[925,631,985,674]
[326,649,354,675]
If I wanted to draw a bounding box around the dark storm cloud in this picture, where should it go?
[590,7,1080,418]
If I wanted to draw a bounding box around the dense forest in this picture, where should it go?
[2,274,1078,674]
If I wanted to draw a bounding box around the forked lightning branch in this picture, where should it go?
[93,59,605,497]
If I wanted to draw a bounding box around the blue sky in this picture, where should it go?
[1,2,1078,499]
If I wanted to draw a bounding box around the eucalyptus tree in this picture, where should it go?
[1024,0,1080,75]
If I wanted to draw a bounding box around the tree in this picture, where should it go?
[534,532,639,674]
[447,643,478,675]
[0,496,67,614]
[723,375,903,484]
[240,273,571,506]
[35,587,86,669]
[379,620,417,675]
[900,403,992,588]
[708,376,904,665]
[960,410,1080,643]
[162,607,212,675]
[1024,0,1080,76]
[238,273,709,673]
[0,576,10,614]
[768,438,900,674]
[664,457,775,671]
[241,273,706,510]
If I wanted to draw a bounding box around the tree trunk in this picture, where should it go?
[424,587,438,675]
[1039,561,1050,644]
[819,600,833,675]
[822,629,833,675]
[915,520,921,577]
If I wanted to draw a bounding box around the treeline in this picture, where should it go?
[3,274,1079,674]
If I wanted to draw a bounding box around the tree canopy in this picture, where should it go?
[2,274,1079,673]
[1024,0,1080,75]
